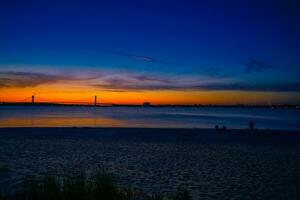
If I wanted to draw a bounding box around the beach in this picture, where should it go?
[0,128,300,199]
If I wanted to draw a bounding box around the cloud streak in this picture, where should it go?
[94,80,300,92]
[92,72,300,92]
[193,82,300,92]
[1,70,299,92]
[0,71,68,88]
[102,49,182,67]
[0,71,104,88]
[103,50,154,63]
[245,58,277,72]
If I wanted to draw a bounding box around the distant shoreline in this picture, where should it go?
[0,127,300,134]
[0,102,299,109]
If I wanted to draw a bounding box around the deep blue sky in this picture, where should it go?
[1,0,300,103]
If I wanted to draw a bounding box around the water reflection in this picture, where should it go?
[0,106,300,129]
[0,117,122,127]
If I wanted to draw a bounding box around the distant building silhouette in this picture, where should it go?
[32,95,35,104]
[143,102,151,107]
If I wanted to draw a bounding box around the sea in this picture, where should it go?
[0,106,300,130]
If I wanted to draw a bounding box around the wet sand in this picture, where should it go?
[0,128,300,199]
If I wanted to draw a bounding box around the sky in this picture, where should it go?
[0,0,300,105]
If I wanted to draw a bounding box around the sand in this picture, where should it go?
[0,128,300,199]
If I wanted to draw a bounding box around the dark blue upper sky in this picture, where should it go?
[1,0,300,96]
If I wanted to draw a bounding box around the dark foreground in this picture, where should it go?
[0,169,191,200]
[0,128,300,199]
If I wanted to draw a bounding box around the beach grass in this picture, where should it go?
[0,170,191,200]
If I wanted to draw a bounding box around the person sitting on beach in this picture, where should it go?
[216,125,226,131]
[222,125,226,131]
[249,121,255,130]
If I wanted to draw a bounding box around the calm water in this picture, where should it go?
[0,106,300,130]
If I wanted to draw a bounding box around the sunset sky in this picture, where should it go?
[1,0,300,105]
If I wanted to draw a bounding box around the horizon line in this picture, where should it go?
[1,102,299,108]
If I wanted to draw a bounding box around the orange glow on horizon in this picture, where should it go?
[0,83,297,105]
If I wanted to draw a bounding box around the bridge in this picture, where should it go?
[1,95,114,106]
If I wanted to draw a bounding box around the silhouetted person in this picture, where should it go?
[249,121,255,130]
[215,125,219,130]
[222,125,226,131]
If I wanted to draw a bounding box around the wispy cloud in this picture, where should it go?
[130,55,153,62]
[92,72,300,92]
[103,50,154,63]
[1,70,299,92]
[0,70,105,88]
[244,58,277,72]
[194,82,300,92]
[92,73,179,91]
[102,49,182,67]
[0,71,68,88]
[94,79,300,92]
